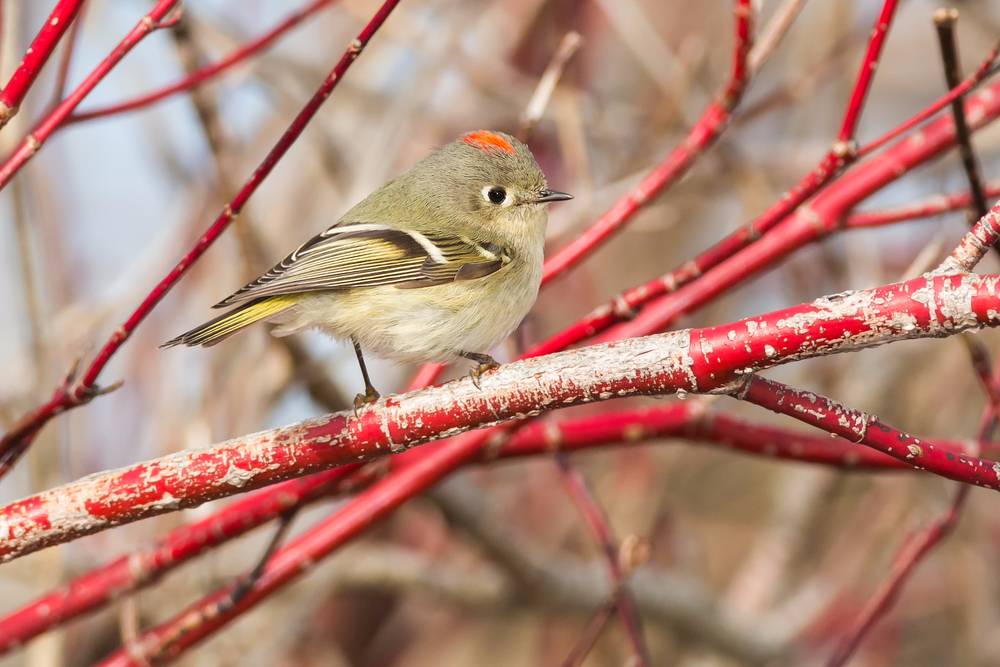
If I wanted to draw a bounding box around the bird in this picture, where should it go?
[164,130,572,409]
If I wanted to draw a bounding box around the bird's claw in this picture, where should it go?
[353,388,380,416]
[469,361,499,390]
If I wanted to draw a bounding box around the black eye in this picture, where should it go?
[487,186,507,204]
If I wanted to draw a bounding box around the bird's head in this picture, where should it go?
[408,130,572,239]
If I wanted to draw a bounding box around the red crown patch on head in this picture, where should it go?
[463,130,515,155]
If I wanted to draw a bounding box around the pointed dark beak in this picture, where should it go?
[535,189,573,203]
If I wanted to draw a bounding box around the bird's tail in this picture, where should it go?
[161,295,301,348]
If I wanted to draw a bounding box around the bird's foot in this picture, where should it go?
[468,357,499,390]
[353,387,381,416]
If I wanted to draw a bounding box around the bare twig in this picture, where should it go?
[518,31,582,141]
[554,455,650,666]
[934,8,990,221]
[0,0,397,481]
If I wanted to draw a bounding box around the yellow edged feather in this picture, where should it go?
[162,295,302,348]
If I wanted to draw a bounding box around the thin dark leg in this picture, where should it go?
[460,351,500,389]
[352,337,380,410]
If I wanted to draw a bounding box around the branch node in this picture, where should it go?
[0,102,16,129]
[932,7,959,27]
[831,139,858,160]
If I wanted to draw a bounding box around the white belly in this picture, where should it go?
[272,258,541,364]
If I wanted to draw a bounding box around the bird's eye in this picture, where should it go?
[486,186,507,205]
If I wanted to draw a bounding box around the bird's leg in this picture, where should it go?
[352,338,380,412]
[460,351,500,389]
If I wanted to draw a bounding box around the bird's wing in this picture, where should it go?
[214,223,510,308]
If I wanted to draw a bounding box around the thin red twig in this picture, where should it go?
[0,0,182,190]
[824,484,969,667]
[0,0,86,129]
[560,599,617,667]
[539,0,754,286]
[825,345,1000,666]
[736,374,1000,493]
[845,183,1000,229]
[68,0,336,124]
[0,0,400,482]
[555,456,650,665]
[532,0,901,356]
[858,40,1000,158]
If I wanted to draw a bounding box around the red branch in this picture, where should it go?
[938,198,1000,273]
[532,0,900,356]
[0,0,401,482]
[0,0,86,128]
[554,457,650,665]
[595,77,1000,344]
[825,485,968,667]
[823,339,1000,665]
[738,375,1000,492]
[68,0,337,124]
[3,271,998,564]
[1,401,958,652]
[0,0,182,190]
[845,182,1000,228]
[538,0,754,286]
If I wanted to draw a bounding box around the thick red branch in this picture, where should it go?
[2,271,997,565]
[0,0,86,128]
[2,400,957,652]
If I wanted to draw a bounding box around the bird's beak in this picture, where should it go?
[535,189,573,203]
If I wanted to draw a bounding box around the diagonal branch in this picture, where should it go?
[554,456,650,665]
[934,8,991,227]
[539,0,755,286]
[0,0,182,190]
[2,399,971,654]
[0,0,400,483]
[67,0,337,124]
[0,0,86,129]
[824,340,1000,666]
[734,374,1000,492]
[3,270,1000,563]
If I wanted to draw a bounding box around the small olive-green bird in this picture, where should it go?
[164,130,571,408]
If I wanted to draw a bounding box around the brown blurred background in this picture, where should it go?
[3,0,1000,665]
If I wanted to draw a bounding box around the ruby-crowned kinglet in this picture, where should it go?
[164,130,572,407]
